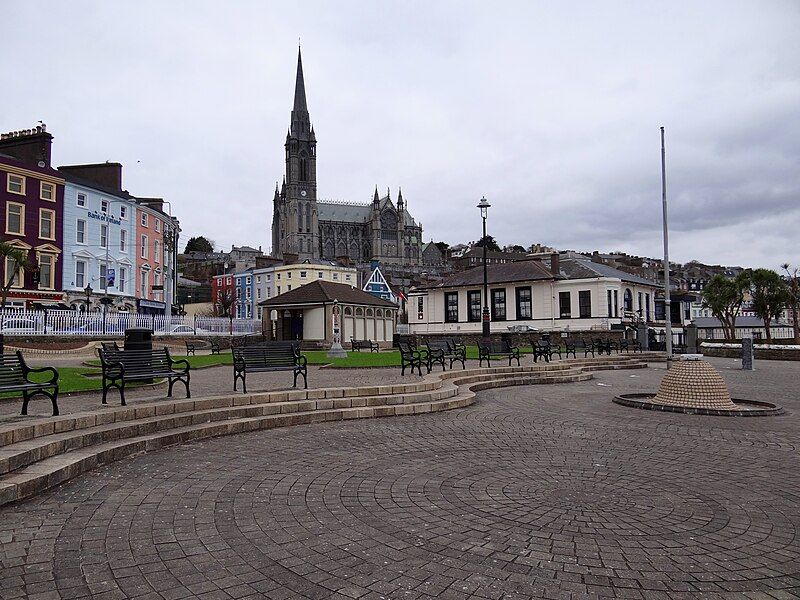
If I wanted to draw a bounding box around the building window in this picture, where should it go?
[39,209,55,240]
[100,224,108,249]
[154,240,160,263]
[4,256,23,288]
[607,290,613,317]
[40,182,55,201]
[5,202,24,235]
[318,271,323,278]
[7,174,25,195]
[491,289,506,321]
[579,290,591,318]
[141,213,148,227]
[613,290,619,317]
[119,205,127,219]
[155,219,160,233]
[277,286,281,294]
[75,260,86,288]
[99,263,107,291]
[101,199,109,213]
[140,270,148,297]
[417,296,424,319]
[76,219,86,244]
[332,272,338,280]
[515,287,532,320]
[444,292,459,323]
[287,272,291,279]
[38,253,55,289]
[467,290,481,322]
[345,274,351,281]
[300,271,307,278]
[226,277,231,285]
[120,229,127,252]
[77,192,86,207]
[624,289,633,312]
[119,267,126,293]
[645,294,651,321]
[246,287,252,299]
[140,235,148,258]
[246,276,252,285]
[257,288,262,299]
[256,276,261,284]
[559,291,571,318]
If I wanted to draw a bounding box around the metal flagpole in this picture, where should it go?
[661,126,673,367]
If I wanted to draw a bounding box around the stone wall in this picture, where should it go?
[699,344,800,361]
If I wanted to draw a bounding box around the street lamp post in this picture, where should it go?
[84,285,93,313]
[660,127,673,368]
[478,196,491,340]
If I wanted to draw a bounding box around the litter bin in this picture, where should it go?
[124,327,152,352]
[0,333,4,355]
[125,327,153,382]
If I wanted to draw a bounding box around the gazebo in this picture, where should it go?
[260,280,398,347]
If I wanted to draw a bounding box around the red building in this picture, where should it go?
[211,273,235,316]
[0,126,65,309]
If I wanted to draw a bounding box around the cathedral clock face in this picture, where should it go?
[300,189,307,197]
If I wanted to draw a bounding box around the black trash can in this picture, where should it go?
[125,328,153,382]
[0,333,4,355]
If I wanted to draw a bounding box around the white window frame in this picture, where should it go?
[119,205,127,220]
[7,174,25,195]
[155,219,160,233]
[140,234,148,259]
[140,213,148,227]
[76,219,86,244]
[120,229,127,252]
[75,259,86,288]
[76,192,86,207]
[119,267,126,293]
[101,199,109,213]
[100,224,108,249]
[154,239,160,263]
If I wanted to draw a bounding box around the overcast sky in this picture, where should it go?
[3,1,798,269]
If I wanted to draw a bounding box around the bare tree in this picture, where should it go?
[782,263,800,343]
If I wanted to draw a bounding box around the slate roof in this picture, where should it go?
[260,280,397,308]
[317,195,418,227]
[423,260,556,289]
[694,316,786,328]
[559,258,659,287]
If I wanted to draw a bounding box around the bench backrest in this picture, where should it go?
[101,341,120,352]
[478,341,507,353]
[233,342,299,367]
[398,342,417,356]
[0,352,27,386]
[99,348,173,374]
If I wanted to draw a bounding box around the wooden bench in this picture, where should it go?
[185,340,200,356]
[477,340,521,367]
[398,342,426,376]
[531,338,552,363]
[232,342,307,392]
[350,338,379,353]
[98,347,191,405]
[183,339,222,356]
[575,338,596,358]
[618,339,642,353]
[0,352,60,416]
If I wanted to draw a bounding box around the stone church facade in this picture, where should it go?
[271,49,423,266]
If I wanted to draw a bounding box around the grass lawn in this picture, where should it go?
[85,351,234,370]
[302,350,402,368]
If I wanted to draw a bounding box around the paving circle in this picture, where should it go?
[1,367,799,599]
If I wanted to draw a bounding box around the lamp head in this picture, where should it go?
[477,196,490,218]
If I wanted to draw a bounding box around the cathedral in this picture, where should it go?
[271,49,423,266]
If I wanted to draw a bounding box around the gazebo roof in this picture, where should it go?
[260,280,397,308]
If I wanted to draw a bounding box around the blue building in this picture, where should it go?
[234,268,255,319]
[59,165,137,311]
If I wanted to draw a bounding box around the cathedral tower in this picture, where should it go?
[272,47,318,260]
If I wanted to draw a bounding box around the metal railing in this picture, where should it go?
[0,309,261,336]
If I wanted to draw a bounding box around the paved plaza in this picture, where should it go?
[1,357,799,599]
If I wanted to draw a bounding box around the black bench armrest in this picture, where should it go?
[21,362,58,386]
[166,349,190,373]
[295,354,307,367]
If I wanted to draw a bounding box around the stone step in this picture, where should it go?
[0,357,648,507]
[0,391,478,507]
[0,383,465,478]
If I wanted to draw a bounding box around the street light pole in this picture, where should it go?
[477,196,491,340]
[660,126,673,367]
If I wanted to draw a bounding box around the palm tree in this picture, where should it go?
[0,241,30,310]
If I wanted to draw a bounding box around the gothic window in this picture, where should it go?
[305,206,311,231]
[299,151,308,182]
[381,211,398,241]
[297,204,304,232]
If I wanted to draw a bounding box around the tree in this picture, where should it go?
[701,273,749,340]
[474,235,500,252]
[0,241,30,310]
[781,263,800,343]
[749,268,790,343]
[184,236,214,253]
[507,244,527,253]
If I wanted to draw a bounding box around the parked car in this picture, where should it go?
[0,315,41,334]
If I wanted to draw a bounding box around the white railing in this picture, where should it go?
[0,309,262,336]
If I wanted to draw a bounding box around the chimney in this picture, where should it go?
[0,126,53,167]
[58,162,123,192]
[550,253,560,276]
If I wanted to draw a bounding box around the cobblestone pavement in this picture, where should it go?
[1,359,799,599]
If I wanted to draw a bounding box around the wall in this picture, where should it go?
[303,306,325,340]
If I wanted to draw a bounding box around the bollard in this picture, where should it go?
[741,335,754,371]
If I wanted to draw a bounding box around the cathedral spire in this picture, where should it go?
[397,187,404,212]
[373,186,380,207]
[289,46,312,138]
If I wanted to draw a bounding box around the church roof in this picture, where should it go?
[317,194,419,227]
[317,202,372,222]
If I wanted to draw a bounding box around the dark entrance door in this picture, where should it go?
[290,310,303,340]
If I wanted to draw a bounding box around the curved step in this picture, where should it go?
[0,357,648,507]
